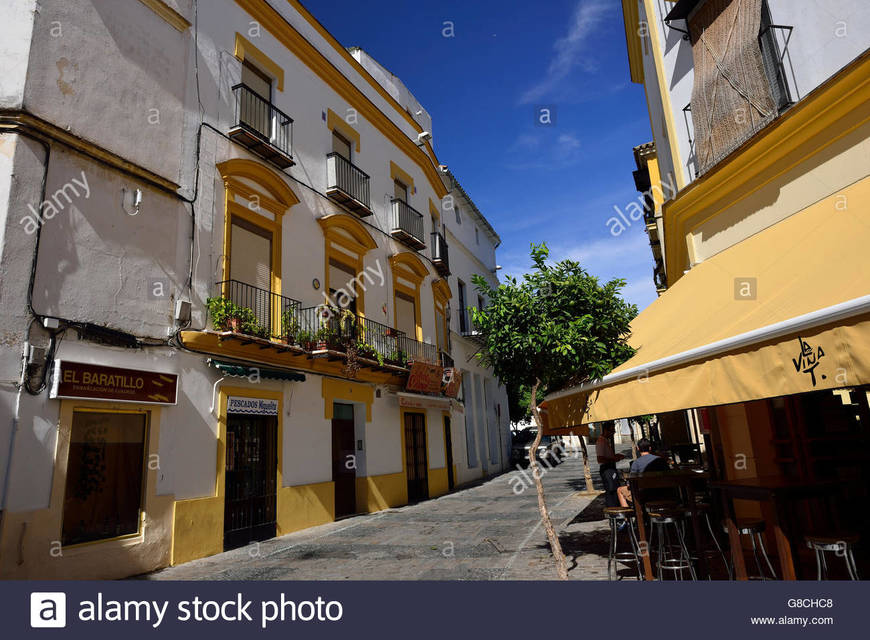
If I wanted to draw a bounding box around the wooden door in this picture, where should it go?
[332,403,357,518]
[404,412,429,503]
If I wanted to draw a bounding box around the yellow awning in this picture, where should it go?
[544,181,870,428]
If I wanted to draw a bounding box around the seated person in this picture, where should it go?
[617,438,670,507]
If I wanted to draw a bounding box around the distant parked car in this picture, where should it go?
[510,429,563,467]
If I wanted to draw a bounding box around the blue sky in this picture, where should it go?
[312,0,658,311]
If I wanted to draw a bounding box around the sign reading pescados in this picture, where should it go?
[50,360,178,405]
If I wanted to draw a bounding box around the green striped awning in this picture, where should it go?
[209,359,306,382]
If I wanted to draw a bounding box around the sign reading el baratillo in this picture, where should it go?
[50,360,178,405]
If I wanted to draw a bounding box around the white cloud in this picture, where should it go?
[519,0,611,105]
[506,130,583,170]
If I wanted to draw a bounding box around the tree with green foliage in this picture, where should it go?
[471,243,637,579]
[506,381,532,424]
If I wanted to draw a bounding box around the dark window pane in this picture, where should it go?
[62,412,147,546]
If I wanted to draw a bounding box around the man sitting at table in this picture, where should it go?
[596,422,625,508]
[631,438,669,474]
[617,438,669,507]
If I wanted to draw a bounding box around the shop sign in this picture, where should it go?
[405,361,444,394]
[398,394,451,410]
[442,368,462,398]
[227,396,278,416]
[50,360,178,405]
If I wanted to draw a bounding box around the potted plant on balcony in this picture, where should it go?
[295,330,315,351]
[355,340,378,361]
[280,310,300,345]
[245,320,271,340]
[313,326,336,351]
[206,296,251,333]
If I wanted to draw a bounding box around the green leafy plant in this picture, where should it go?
[281,310,300,343]
[296,329,314,348]
[206,296,255,333]
[355,341,378,360]
[314,326,337,348]
[470,242,637,580]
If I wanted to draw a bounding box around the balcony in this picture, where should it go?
[430,231,450,276]
[326,152,372,217]
[206,281,440,374]
[228,84,294,169]
[390,198,426,250]
[212,279,301,339]
[458,309,485,345]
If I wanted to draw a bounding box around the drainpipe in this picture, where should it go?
[210,377,226,415]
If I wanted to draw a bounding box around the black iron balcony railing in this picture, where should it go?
[230,83,294,168]
[431,231,449,275]
[326,153,371,216]
[214,280,301,338]
[390,198,426,250]
[293,306,437,367]
[209,281,440,369]
[758,23,795,113]
[397,333,438,366]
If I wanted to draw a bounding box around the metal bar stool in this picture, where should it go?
[723,519,777,580]
[805,533,860,580]
[604,506,642,580]
[648,505,697,581]
[685,502,732,579]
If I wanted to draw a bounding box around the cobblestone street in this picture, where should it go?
[145,449,635,581]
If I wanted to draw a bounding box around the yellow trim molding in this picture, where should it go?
[391,253,428,341]
[642,0,684,191]
[662,48,870,286]
[621,0,644,84]
[217,159,298,315]
[327,108,361,153]
[217,158,299,208]
[234,0,448,198]
[137,0,191,32]
[390,252,429,284]
[317,214,377,252]
[390,161,415,192]
[318,214,377,317]
[432,278,452,303]
[234,32,285,92]
[179,331,406,385]
[322,377,374,421]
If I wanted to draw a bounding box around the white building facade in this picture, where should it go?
[0,0,509,579]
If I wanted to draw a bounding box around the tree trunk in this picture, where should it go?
[629,420,638,460]
[528,380,569,580]
[579,436,596,493]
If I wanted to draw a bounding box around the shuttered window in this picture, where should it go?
[688,0,777,175]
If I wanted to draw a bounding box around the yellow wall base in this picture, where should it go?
[428,467,449,499]
[277,481,335,536]
[171,496,223,566]
[356,472,407,512]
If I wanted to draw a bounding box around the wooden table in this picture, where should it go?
[628,469,710,581]
[711,476,838,581]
